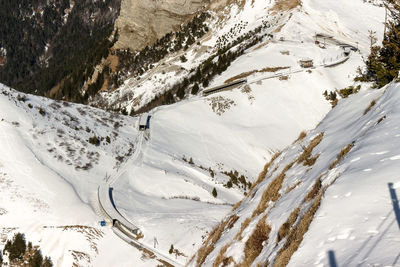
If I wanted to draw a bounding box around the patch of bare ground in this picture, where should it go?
[271,0,302,12]
[240,214,271,266]
[297,133,324,166]
[207,96,236,115]
[224,67,290,84]
[196,214,239,266]
[329,142,354,169]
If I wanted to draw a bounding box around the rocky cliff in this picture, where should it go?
[114,0,209,51]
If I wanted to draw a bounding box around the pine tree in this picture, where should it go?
[42,256,53,267]
[29,249,43,267]
[360,1,400,87]
[169,244,174,254]
[212,187,217,198]
[7,233,26,261]
[191,83,199,95]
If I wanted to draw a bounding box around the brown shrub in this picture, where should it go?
[241,215,271,266]
[329,142,354,169]
[297,133,324,166]
[363,99,376,115]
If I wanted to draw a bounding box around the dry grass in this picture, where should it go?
[277,207,300,242]
[285,180,302,194]
[271,0,302,11]
[249,151,282,193]
[224,67,289,84]
[214,243,231,267]
[305,177,322,202]
[196,214,238,266]
[227,215,240,229]
[235,217,252,241]
[253,160,294,216]
[363,99,376,115]
[279,75,289,81]
[297,133,324,166]
[241,215,271,266]
[224,70,258,84]
[273,194,322,267]
[329,142,354,170]
[294,131,307,144]
[232,200,243,211]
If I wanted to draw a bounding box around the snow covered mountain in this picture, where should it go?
[0,0,397,266]
[189,80,400,267]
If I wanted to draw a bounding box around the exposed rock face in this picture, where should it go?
[114,0,209,51]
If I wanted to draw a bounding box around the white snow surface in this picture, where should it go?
[0,0,391,266]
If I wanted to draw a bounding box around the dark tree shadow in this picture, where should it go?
[328,250,338,267]
[388,183,400,229]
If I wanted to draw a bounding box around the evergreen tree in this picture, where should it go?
[42,256,53,267]
[7,233,26,261]
[359,0,400,87]
[29,249,43,267]
[169,244,174,254]
[212,187,217,198]
[191,83,200,95]
[176,86,186,100]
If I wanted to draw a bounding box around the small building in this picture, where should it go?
[139,113,151,131]
[299,58,314,68]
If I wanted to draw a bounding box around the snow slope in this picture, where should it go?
[0,85,160,266]
[189,82,400,266]
[0,0,389,266]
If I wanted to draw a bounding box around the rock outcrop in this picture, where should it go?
[114,0,209,51]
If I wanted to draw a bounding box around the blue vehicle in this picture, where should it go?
[100,220,106,227]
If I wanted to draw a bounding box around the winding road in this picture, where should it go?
[97,123,184,267]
